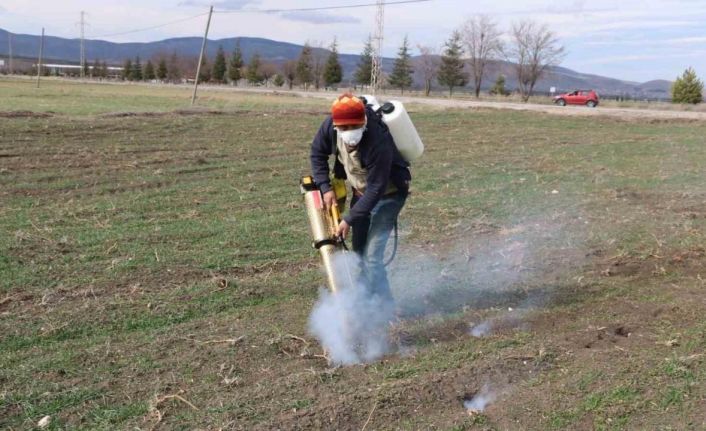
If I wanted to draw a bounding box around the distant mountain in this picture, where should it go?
[0,27,671,99]
[636,80,673,96]
[480,62,670,98]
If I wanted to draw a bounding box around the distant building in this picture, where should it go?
[1,56,33,73]
[39,64,123,78]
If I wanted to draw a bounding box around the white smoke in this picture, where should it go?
[464,384,497,412]
[308,216,586,365]
[470,307,532,338]
[469,321,492,338]
[389,217,585,321]
[308,252,395,365]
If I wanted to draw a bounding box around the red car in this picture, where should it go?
[554,90,599,107]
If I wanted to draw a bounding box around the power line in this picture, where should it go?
[88,12,210,39]
[214,0,432,14]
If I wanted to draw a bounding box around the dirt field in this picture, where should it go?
[1,78,705,430]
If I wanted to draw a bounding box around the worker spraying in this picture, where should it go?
[302,93,423,363]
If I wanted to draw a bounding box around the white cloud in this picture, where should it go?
[585,35,706,47]
[179,0,260,10]
[664,36,706,45]
[579,51,706,65]
[277,10,360,25]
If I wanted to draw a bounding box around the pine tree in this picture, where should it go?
[167,51,181,83]
[100,61,109,78]
[156,58,168,80]
[122,58,132,80]
[131,56,143,81]
[323,38,343,88]
[296,43,313,89]
[228,42,244,83]
[143,60,156,81]
[489,74,508,96]
[388,36,414,94]
[246,53,262,84]
[198,55,211,82]
[437,31,468,96]
[213,45,227,83]
[273,74,285,87]
[354,36,374,88]
[672,67,703,104]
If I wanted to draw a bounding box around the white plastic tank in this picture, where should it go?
[379,101,424,161]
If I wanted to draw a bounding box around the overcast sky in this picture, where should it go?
[2,0,706,82]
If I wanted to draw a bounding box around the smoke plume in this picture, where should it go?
[464,384,498,412]
[308,252,395,365]
[308,215,587,365]
[390,219,575,319]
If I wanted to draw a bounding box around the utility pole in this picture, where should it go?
[371,0,385,94]
[80,11,86,78]
[37,28,44,88]
[191,5,214,106]
[8,32,13,74]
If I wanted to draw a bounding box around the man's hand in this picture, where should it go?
[322,190,337,210]
[335,220,350,239]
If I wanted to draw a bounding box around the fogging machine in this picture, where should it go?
[300,175,347,293]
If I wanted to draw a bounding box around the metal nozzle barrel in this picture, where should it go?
[301,176,344,292]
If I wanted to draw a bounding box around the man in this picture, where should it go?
[311,93,411,302]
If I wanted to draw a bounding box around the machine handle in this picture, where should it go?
[330,204,341,227]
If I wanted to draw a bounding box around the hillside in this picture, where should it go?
[0,28,671,98]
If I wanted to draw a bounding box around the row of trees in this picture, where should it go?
[105,17,703,105]
[122,55,173,82]
[368,16,565,101]
[110,17,563,101]
[114,39,345,90]
[288,40,343,90]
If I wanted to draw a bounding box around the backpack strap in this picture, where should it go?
[332,127,338,157]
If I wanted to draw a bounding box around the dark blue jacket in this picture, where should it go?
[310,108,411,225]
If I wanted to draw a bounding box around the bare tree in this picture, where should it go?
[416,44,439,96]
[461,15,503,98]
[506,20,565,102]
[282,60,297,90]
[310,40,327,91]
[259,62,278,87]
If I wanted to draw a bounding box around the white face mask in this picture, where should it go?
[338,125,366,147]
[339,127,365,146]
